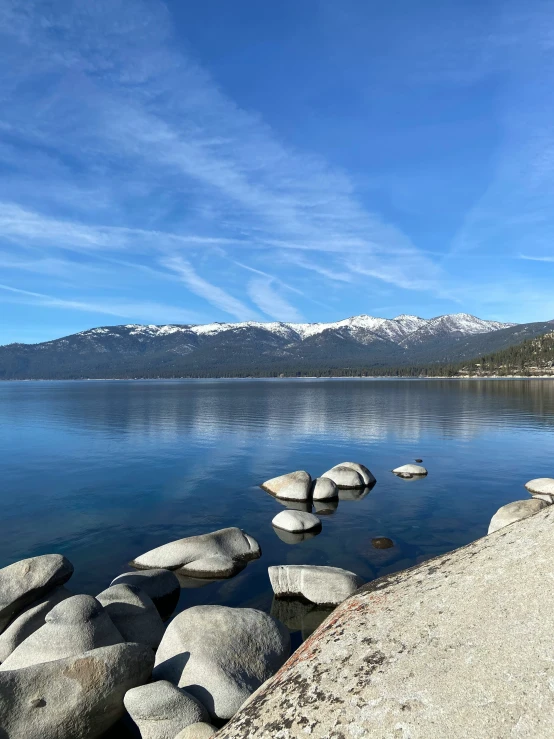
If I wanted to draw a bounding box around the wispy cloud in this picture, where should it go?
[519,254,554,263]
[161,256,261,321]
[247,277,305,322]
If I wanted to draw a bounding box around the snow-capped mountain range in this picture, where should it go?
[3,312,552,380]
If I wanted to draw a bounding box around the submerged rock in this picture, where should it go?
[272,510,321,533]
[261,471,312,501]
[217,505,554,739]
[0,594,123,671]
[321,465,365,489]
[0,642,154,739]
[371,537,394,549]
[129,527,261,579]
[392,463,428,476]
[269,565,363,606]
[311,477,338,500]
[0,586,72,663]
[110,569,180,621]
[153,605,290,721]
[97,584,164,650]
[0,554,74,633]
[124,680,209,739]
[488,498,548,534]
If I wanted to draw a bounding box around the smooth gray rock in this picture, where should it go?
[175,723,217,739]
[261,471,312,501]
[392,463,428,476]
[0,554,74,633]
[488,498,548,534]
[328,462,376,486]
[321,465,364,489]
[110,569,181,621]
[0,585,72,663]
[124,680,209,739]
[311,477,338,501]
[217,504,554,739]
[153,605,290,721]
[272,510,321,533]
[268,565,363,606]
[0,642,154,739]
[0,594,123,670]
[97,584,165,650]
[525,477,554,504]
[130,527,261,579]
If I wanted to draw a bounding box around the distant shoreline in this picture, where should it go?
[2,375,554,383]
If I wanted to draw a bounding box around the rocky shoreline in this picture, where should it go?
[0,463,552,738]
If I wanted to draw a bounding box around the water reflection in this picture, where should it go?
[313,499,339,515]
[339,486,374,501]
[274,498,312,513]
[271,597,334,641]
[272,528,320,545]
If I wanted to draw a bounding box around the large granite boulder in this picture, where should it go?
[175,724,217,739]
[110,568,180,621]
[311,477,338,501]
[330,462,375,486]
[261,471,312,501]
[272,510,321,533]
[217,505,554,739]
[321,465,364,489]
[525,477,554,503]
[392,463,428,477]
[153,605,290,720]
[488,498,549,534]
[129,528,261,579]
[0,594,123,670]
[269,565,363,606]
[124,680,209,739]
[97,584,164,650]
[0,585,72,663]
[0,554,74,632]
[0,642,154,739]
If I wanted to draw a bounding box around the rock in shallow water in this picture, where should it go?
[0,594,123,670]
[311,477,338,500]
[129,527,261,579]
[0,642,154,739]
[269,565,363,606]
[371,537,394,549]
[488,498,549,534]
[97,584,164,650]
[272,510,321,533]
[0,554,74,633]
[332,462,376,486]
[110,569,180,621]
[392,463,428,476]
[153,605,290,721]
[321,465,364,489]
[124,680,209,739]
[261,471,312,501]
[0,585,72,663]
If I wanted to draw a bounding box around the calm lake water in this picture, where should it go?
[2,379,554,642]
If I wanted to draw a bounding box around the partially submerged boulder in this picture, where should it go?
[153,605,290,721]
[97,584,164,650]
[321,465,364,489]
[110,569,180,621]
[0,585,72,663]
[311,477,338,501]
[0,554,74,633]
[331,462,375,486]
[261,471,312,501]
[488,498,548,534]
[124,680,209,739]
[129,527,261,579]
[0,642,154,739]
[272,510,321,533]
[217,505,554,739]
[0,594,123,671]
[392,463,428,476]
[269,565,363,606]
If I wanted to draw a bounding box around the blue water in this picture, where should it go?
[1,378,553,634]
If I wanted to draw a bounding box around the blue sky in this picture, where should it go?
[1,0,554,344]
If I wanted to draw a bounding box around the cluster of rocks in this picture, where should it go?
[488,477,554,533]
[0,519,366,738]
